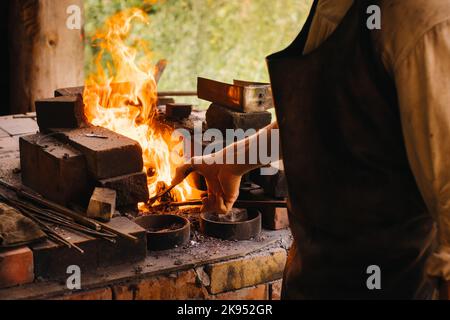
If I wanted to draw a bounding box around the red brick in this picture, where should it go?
[209,285,268,300]
[0,247,34,289]
[269,280,282,300]
[113,270,208,300]
[261,207,290,230]
[53,287,112,300]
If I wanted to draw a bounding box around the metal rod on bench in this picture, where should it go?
[0,179,137,242]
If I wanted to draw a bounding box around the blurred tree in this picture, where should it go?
[84,0,311,105]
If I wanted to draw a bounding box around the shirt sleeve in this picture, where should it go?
[394,20,450,280]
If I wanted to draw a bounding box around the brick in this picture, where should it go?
[250,161,288,199]
[99,171,149,207]
[35,95,87,131]
[114,270,208,300]
[112,284,135,300]
[261,207,290,230]
[0,128,9,138]
[209,285,268,300]
[269,280,282,300]
[51,127,144,180]
[20,134,91,206]
[206,248,287,294]
[54,86,84,97]
[97,217,147,267]
[86,188,116,222]
[206,103,272,132]
[0,116,38,136]
[53,287,112,300]
[0,137,19,159]
[0,247,34,289]
[165,103,192,120]
[30,231,98,280]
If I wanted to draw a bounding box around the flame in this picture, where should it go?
[83,7,192,204]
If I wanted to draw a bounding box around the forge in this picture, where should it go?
[0,6,291,301]
[0,102,291,300]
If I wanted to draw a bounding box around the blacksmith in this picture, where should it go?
[173,0,450,299]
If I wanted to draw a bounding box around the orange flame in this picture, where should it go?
[83,7,192,204]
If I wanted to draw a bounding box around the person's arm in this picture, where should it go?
[394,20,450,281]
[172,122,279,214]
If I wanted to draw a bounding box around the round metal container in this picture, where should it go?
[134,214,190,251]
[200,209,261,241]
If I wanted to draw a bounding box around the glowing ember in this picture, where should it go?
[83,7,192,204]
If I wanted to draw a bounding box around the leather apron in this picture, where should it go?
[267,0,436,299]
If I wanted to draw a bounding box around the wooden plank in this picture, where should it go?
[9,0,84,113]
[198,77,244,112]
[198,77,274,113]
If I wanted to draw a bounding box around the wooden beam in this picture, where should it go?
[9,0,84,114]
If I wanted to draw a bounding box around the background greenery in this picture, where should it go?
[84,0,311,107]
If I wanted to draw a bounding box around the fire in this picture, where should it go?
[83,7,192,204]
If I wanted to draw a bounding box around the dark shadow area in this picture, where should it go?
[0,1,10,115]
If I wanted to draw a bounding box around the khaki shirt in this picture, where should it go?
[304,0,450,280]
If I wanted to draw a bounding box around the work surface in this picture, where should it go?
[0,114,292,300]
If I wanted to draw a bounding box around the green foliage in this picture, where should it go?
[84,0,311,106]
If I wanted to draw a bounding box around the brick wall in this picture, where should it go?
[50,248,287,300]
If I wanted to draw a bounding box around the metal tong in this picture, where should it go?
[148,166,194,204]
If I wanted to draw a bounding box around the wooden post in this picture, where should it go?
[9,0,84,114]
